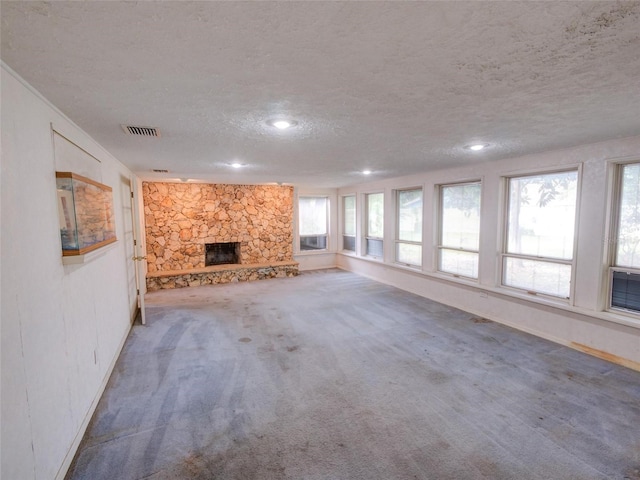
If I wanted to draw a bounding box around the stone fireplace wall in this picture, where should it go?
[143,182,294,273]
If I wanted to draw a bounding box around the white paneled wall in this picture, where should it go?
[1,64,137,480]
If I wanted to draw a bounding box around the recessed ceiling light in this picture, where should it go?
[362,170,372,175]
[267,119,298,130]
[230,162,245,168]
[465,143,489,151]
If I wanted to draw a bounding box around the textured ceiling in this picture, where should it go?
[2,1,640,188]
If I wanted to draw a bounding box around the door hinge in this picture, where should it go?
[134,239,137,246]
[131,191,134,198]
[137,289,140,295]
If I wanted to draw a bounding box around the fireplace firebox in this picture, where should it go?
[205,242,241,266]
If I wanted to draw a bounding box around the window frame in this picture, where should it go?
[607,159,640,315]
[364,192,384,259]
[341,194,357,253]
[500,167,581,300]
[395,187,423,268]
[298,195,329,253]
[436,180,482,279]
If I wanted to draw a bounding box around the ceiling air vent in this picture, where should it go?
[152,169,169,173]
[121,125,161,137]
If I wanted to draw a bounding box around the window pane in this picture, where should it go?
[441,183,480,250]
[366,238,383,257]
[440,249,479,278]
[507,171,577,260]
[367,193,384,238]
[397,243,421,266]
[616,163,640,268]
[398,189,422,242]
[343,195,356,236]
[343,235,355,251]
[299,197,327,236]
[503,257,571,298]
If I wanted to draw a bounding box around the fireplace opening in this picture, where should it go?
[205,242,241,266]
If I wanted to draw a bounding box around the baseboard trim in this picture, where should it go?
[298,263,338,271]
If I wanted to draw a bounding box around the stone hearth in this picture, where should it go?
[146,261,299,291]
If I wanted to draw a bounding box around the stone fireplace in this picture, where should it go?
[142,182,298,290]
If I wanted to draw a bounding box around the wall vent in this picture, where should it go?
[152,169,169,173]
[121,125,161,137]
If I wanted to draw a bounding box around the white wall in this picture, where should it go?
[1,64,138,480]
[337,137,640,369]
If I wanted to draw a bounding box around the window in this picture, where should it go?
[365,193,384,257]
[342,195,356,252]
[503,170,578,298]
[299,196,328,251]
[396,188,422,267]
[438,182,481,278]
[610,162,640,313]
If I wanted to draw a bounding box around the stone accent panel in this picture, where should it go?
[146,263,299,291]
[143,182,294,273]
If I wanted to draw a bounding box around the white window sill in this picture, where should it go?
[393,261,423,272]
[295,250,336,256]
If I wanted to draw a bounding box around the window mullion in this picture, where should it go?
[502,252,573,265]
[439,246,479,255]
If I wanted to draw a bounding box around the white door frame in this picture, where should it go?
[130,175,147,325]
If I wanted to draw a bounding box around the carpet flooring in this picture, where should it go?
[67,269,640,479]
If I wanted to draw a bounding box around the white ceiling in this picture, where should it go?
[2,1,640,188]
